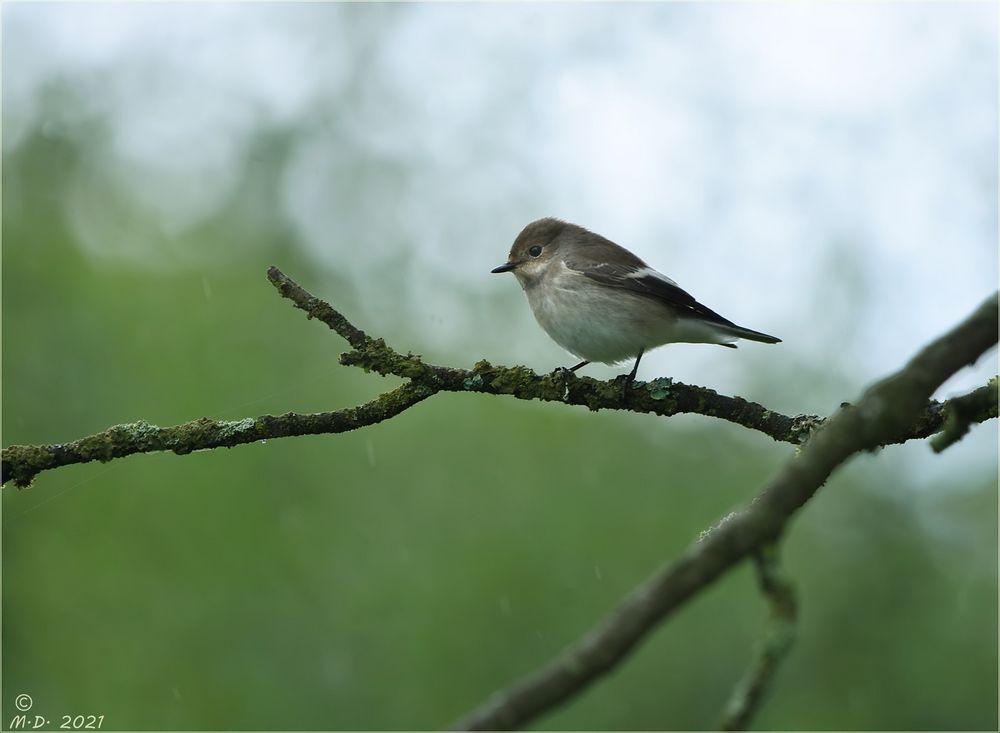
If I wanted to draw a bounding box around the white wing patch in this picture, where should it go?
[624,266,679,288]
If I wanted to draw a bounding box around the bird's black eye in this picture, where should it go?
[528,245,543,257]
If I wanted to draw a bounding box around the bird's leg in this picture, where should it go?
[555,360,590,377]
[626,351,644,385]
[620,349,644,400]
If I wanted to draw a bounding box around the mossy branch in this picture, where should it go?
[1,269,995,489]
[1,384,434,488]
[264,267,989,446]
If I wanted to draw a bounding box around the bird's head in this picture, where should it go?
[491,217,569,283]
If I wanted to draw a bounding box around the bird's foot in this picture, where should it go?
[615,373,638,404]
[617,350,644,405]
[551,366,577,402]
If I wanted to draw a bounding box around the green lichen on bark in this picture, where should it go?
[646,377,674,400]
[2,446,51,488]
[482,365,542,397]
[787,415,824,445]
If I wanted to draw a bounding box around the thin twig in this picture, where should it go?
[448,292,998,731]
[718,544,797,731]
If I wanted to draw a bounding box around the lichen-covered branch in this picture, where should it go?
[1,383,433,488]
[718,544,797,731]
[267,265,371,349]
[448,292,997,731]
[2,270,995,490]
[265,267,826,441]
[265,267,988,446]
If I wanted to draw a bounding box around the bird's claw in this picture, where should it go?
[551,366,577,402]
[616,373,638,403]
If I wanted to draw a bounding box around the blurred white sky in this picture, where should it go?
[5,3,998,420]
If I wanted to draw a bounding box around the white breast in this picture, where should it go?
[519,262,658,363]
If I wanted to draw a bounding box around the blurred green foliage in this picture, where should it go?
[3,113,998,732]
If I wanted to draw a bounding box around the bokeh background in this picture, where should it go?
[3,2,997,730]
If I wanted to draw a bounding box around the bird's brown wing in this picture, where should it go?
[563,253,742,329]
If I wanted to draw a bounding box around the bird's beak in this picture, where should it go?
[491,260,521,274]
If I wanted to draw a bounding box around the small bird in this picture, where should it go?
[491,217,780,387]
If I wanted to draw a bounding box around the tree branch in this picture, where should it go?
[447,292,997,731]
[718,544,797,731]
[1,383,434,488]
[2,270,994,492]
[266,266,826,444]
[264,268,988,446]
